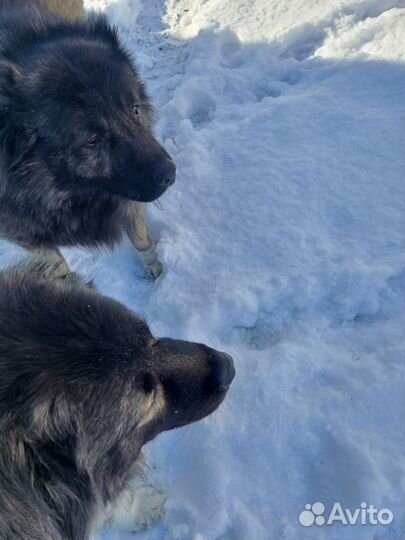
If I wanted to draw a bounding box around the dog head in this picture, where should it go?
[0,263,234,478]
[0,15,175,202]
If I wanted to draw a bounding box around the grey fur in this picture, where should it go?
[0,0,175,279]
[0,260,235,539]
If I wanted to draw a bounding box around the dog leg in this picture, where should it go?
[125,203,163,279]
[105,484,167,533]
[22,245,70,278]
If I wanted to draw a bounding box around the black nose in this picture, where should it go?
[210,351,235,392]
[152,158,176,189]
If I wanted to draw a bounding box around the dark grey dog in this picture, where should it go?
[0,260,235,540]
[0,0,175,279]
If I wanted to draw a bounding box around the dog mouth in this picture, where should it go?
[190,392,229,423]
[173,352,235,428]
[141,345,234,438]
[168,386,232,431]
[74,174,174,203]
[124,181,174,203]
[116,157,176,202]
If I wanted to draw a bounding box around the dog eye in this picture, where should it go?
[86,135,100,149]
[133,105,140,117]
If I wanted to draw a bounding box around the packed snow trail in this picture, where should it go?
[1,0,404,539]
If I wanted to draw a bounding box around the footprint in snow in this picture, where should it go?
[187,89,217,128]
[219,31,244,69]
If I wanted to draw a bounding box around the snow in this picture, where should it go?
[3,0,405,538]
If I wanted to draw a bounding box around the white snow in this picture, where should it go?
[3,0,405,538]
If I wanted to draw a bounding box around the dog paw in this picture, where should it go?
[145,258,163,280]
[107,484,167,533]
[136,245,163,280]
[129,484,167,532]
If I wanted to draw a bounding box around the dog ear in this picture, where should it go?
[0,59,21,112]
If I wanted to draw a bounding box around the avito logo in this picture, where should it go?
[299,502,393,527]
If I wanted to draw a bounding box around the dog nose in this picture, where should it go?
[210,351,235,392]
[153,158,176,189]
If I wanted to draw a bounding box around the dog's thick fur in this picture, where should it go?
[0,261,234,540]
[0,0,175,278]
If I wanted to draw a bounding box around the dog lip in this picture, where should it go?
[124,185,171,203]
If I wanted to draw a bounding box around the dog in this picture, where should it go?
[0,0,175,279]
[0,260,235,540]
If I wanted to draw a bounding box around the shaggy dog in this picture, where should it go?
[0,0,175,279]
[0,261,235,540]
